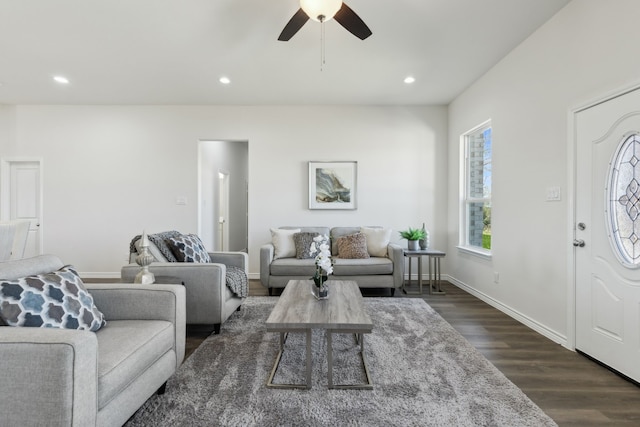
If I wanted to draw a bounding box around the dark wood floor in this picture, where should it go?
[185,280,640,426]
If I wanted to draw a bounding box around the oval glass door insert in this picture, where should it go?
[607,133,640,268]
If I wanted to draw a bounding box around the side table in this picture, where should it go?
[402,249,446,295]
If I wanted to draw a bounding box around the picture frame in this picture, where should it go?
[308,161,357,210]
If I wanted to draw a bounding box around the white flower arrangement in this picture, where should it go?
[309,234,333,277]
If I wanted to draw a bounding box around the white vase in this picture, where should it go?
[419,223,429,249]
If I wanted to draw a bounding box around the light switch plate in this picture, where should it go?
[546,186,561,201]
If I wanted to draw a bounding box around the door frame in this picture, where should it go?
[218,170,230,251]
[567,81,640,351]
[0,157,44,254]
[197,139,249,252]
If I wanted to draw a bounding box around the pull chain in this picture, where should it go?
[320,15,326,71]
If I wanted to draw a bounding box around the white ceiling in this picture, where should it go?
[0,0,570,105]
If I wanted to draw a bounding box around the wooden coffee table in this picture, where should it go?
[265,279,373,390]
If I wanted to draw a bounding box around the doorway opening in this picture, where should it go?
[198,141,248,253]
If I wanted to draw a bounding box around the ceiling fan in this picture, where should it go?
[278,0,372,41]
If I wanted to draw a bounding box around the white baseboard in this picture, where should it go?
[446,275,568,347]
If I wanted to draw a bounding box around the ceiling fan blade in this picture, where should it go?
[278,8,309,41]
[334,3,372,40]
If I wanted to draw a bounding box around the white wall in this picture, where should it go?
[0,105,16,157]
[0,105,447,277]
[447,0,640,344]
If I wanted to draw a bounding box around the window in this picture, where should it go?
[607,133,640,268]
[460,121,492,256]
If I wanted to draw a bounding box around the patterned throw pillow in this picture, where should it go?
[293,232,320,259]
[0,265,106,331]
[167,234,212,263]
[149,230,182,262]
[337,233,370,259]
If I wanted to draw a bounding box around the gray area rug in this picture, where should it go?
[126,297,557,427]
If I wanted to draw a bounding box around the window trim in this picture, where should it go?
[459,119,492,258]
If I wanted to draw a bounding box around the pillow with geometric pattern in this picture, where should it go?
[0,265,106,331]
[167,234,212,263]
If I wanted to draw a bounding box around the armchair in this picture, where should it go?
[0,255,186,427]
[122,246,248,334]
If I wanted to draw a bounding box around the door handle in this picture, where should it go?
[573,239,585,247]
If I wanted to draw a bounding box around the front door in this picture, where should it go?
[575,87,640,383]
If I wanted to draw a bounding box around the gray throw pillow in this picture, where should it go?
[293,232,320,259]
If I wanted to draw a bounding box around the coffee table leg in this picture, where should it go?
[266,330,313,389]
[305,328,312,388]
[327,330,373,390]
[327,331,334,388]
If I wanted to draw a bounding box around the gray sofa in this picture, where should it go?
[261,226,403,295]
[122,239,247,333]
[0,255,186,427]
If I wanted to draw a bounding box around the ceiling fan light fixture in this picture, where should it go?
[300,0,342,22]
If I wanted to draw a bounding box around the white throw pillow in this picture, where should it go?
[270,228,301,259]
[361,227,392,257]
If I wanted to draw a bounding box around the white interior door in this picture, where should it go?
[3,160,42,257]
[575,87,640,383]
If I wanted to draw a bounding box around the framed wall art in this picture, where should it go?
[308,161,357,210]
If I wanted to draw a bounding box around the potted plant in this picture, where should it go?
[399,227,427,251]
[309,234,333,299]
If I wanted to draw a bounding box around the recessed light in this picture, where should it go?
[53,75,70,84]
[404,76,416,84]
[219,76,231,85]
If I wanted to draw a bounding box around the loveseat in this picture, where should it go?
[121,231,248,333]
[260,226,403,295]
[0,255,186,427]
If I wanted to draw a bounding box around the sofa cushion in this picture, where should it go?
[293,232,319,259]
[97,319,174,409]
[0,265,106,331]
[270,228,300,259]
[336,233,370,259]
[332,257,394,275]
[167,234,212,263]
[270,258,317,276]
[361,227,392,257]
